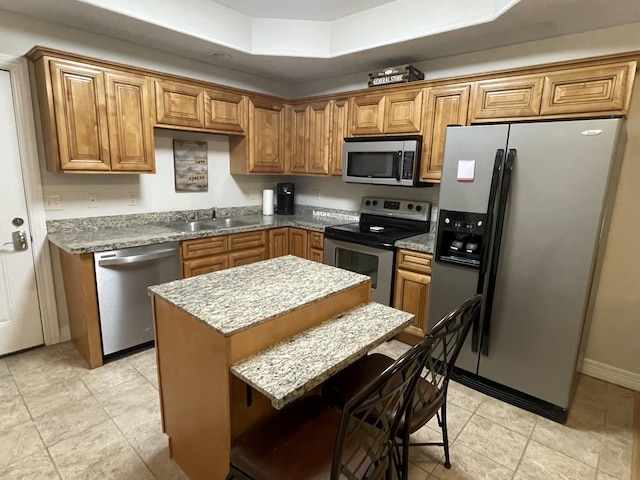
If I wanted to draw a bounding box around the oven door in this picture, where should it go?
[323,237,394,305]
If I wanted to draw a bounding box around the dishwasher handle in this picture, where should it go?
[98,247,178,267]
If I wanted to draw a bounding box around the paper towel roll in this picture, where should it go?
[262,189,274,216]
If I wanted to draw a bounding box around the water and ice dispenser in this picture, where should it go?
[434,210,488,269]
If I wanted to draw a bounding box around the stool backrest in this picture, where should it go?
[330,335,431,480]
[409,294,483,432]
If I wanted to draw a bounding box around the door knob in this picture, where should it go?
[2,230,28,251]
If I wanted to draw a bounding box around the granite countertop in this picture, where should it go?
[148,255,371,337]
[230,301,414,409]
[395,232,435,254]
[47,207,358,254]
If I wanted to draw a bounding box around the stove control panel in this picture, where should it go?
[361,196,431,222]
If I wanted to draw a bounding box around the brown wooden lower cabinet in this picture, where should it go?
[393,249,432,345]
[229,247,267,267]
[288,228,308,258]
[268,228,289,258]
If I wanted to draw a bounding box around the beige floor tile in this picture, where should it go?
[596,470,625,480]
[95,376,159,418]
[475,396,537,437]
[21,377,92,418]
[456,415,527,470]
[34,395,110,447]
[12,354,87,395]
[0,375,19,399]
[0,359,9,379]
[68,448,155,480]
[0,395,32,432]
[446,382,485,413]
[143,369,159,389]
[48,420,130,480]
[0,421,46,470]
[5,345,66,376]
[425,402,473,441]
[80,359,141,395]
[574,375,609,413]
[567,398,606,432]
[598,435,632,480]
[0,449,59,480]
[532,415,602,467]
[516,440,596,480]
[431,443,514,480]
[370,339,411,359]
[407,462,432,480]
[127,347,157,373]
[111,398,163,447]
[135,432,187,480]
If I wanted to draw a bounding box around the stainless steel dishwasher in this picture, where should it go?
[94,242,180,357]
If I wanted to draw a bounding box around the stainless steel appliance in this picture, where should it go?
[276,182,295,215]
[94,242,181,357]
[324,197,430,305]
[342,135,428,186]
[428,118,624,422]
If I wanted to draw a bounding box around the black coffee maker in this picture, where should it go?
[276,183,295,215]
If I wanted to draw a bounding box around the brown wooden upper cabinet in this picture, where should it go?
[469,61,637,122]
[330,99,349,176]
[29,53,155,173]
[419,84,471,183]
[349,88,425,136]
[154,79,246,134]
[229,97,286,173]
[287,100,332,175]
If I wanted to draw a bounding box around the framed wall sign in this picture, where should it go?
[173,139,208,192]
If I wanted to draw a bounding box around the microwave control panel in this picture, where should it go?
[401,151,415,179]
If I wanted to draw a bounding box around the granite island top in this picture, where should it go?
[147,255,371,337]
[231,301,414,409]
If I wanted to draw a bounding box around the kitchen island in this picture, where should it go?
[148,255,413,480]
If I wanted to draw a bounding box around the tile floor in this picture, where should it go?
[0,340,635,480]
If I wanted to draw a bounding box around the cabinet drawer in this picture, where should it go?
[182,253,229,278]
[396,249,432,274]
[229,247,267,267]
[181,236,228,259]
[308,231,324,250]
[228,230,267,251]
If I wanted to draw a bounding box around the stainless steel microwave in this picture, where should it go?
[342,135,424,186]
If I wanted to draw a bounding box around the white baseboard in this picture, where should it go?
[579,358,640,391]
[59,326,71,342]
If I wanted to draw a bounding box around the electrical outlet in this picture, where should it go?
[44,194,63,211]
[250,190,259,200]
[314,190,321,200]
[88,193,98,208]
[128,191,137,206]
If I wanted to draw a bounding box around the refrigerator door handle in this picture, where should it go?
[472,148,504,353]
[480,148,516,356]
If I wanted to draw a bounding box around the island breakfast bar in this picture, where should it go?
[148,255,414,480]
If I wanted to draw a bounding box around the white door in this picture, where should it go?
[0,69,44,355]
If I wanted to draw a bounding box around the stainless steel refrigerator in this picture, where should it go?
[428,118,624,422]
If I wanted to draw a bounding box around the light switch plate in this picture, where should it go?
[44,194,62,211]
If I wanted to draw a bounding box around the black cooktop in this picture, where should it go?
[324,221,427,249]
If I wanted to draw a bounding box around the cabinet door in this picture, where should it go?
[204,90,246,134]
[540,62,636,116]
[288,228,308,258]
[469,75,544,121]
[420,84,471,182]
[248,98,286,173]
[288,105,308,173]
[308,232,324,262]
[384,88,425,134]
[330,99,349,176]
[349,94,385,135]
[105,71,155,172]
[308,248,324,263]
[393,268,431,339]
[154,79,205,128]
[229,247,267,268]
[49,59,111,172]
[182,253,229,278]
[268,228,289,258]
[307,101,331,175]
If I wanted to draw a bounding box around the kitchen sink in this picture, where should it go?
[165,217,251,232]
